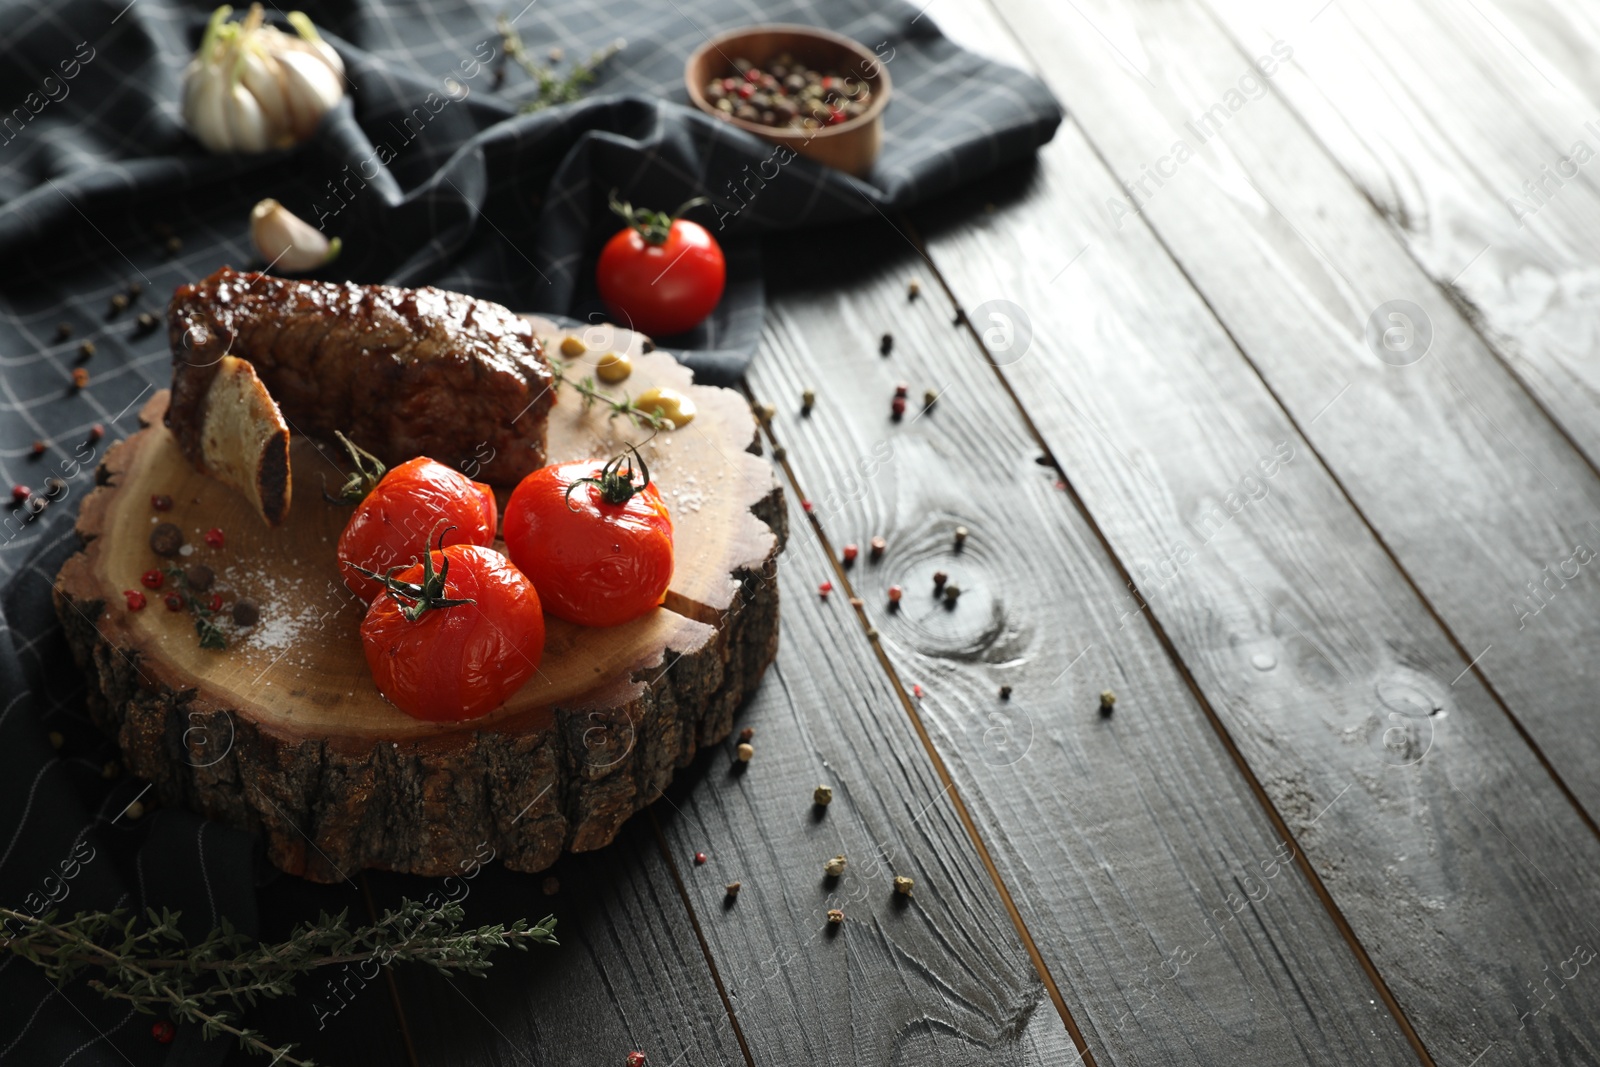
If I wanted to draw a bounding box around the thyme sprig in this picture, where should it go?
[163,565,226,650]
[0,899,557,1066]
[550,356,665,430]
[496,15,624,112]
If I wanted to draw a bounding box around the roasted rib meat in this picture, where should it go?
[166,267,555,497]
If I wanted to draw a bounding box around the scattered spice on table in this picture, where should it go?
[204,526,226,548]
[880,332,893,356]
[626,1051,648,1067]
[943,583,961,605]
[134,312,159,336]
[813,784,833,806]
[55,322,72,341]
[802,499,815,514]
[824,854,846,877]
[163,592,184,612]
[841,543,858,564]
[77,341,94,361]
[231,598,260,627]
[149,523,184,557]
[703,54,873,129]
[123,590,146,611]
[108,293,129,316]
[151,493,172,511]
[907,279,921,301]
[88,423,105,442]
[1099,689,1117,715]
[71,367,90,389]
[140,569,164,590]
[818,580,833,598]
[151,1020,175,1045]
[694,851,707,866]
[870,535,886,560]
[932,570,947,590]
[739,726,754,743]
[736,742,753,762]
[801,387,815,415]
[772,445,787,461]
[912,684,925,699]
[999,685,1012,700]
[923,388,938,410]
[755,401,776,424]
[893,875,914,897]
[724,881,741,900]
[124,800,145,820]
[891,396,906,421]
[887,585,902,607]
[827,908,844,925]
[185,564,214,591]
[953,525,968,548]
[952,310,966,327]
[165,235,182,255]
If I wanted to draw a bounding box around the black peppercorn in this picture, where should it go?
[149,522,184,557]
[232,598,260,627]
[185,564,215,592]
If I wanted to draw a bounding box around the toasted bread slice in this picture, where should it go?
[193,356,291,525]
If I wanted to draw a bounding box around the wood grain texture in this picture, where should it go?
[1188,0,1600,480]
[741,218,1414,1063]
[1154,0,1600,826]
[648,486,1079,1067]
[367,820,747,1067]
[917,3,1600,1059]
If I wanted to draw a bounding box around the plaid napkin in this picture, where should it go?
[0,0,1059,1060]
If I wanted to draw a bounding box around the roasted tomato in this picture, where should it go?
[596,194,725,338]
[337,452,497,602]
[503,446,674,627]
[358,539,545,722]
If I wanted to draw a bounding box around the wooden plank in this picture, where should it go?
[736,173,1416,1067]
[959,0,1600,828]
[1189,0,1600,480]
[367,821,746,1067]
[648,488,1080,1066]
[918,2,1600,1062]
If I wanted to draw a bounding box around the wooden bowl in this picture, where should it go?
[685,25,892,178]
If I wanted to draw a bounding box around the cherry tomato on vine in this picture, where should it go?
[358,539,545,722]
[337,449,497,603]
[596,194,725,338]
[503,446,674,628]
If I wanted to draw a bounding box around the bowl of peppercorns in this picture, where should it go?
[685,25,893,178]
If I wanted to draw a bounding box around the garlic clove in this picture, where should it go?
[285,11,345,77]
[223,77,271,153]
[250,198,341,272]
[185,61,235,153]
[277,49,342,139]
[238,48,294,149]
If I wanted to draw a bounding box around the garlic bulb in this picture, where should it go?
[183,4,345,154]
[250,198,340,271]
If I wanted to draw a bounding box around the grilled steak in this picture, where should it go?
[166,267,555,490]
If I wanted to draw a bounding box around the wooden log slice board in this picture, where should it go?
[53,318,785,882]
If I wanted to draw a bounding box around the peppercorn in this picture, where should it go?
[207,593,224,613]
[891,396,906,420]
[869,535,886,559]
[880,332,893,355]
[151,1020,175,1044]
[165,235,182,255]
[26,497,46,516]
[88,423,105,442]
[559,335,587,358]
[943,583,961,604]
[813,784,833,806]
[123,589,147,611]
[44,477,65,496]
[77,341,94,360]
[954,525,968,548]
[801,388,816,415]
[755,401,776,424]
[30,440,45,456]
[185,564,214,591]
[203,527,225,548]
[923,388,938,409]
[818,581,832,598]
[127,281,142,299]
[842,543,858,564]
[595,351,632,383]
[887,585,902,607]
[134,312,159,336]
[10,484,30,505]
[694,851,707,865]
[952,310,966,327]
[626,1052,647,1067]
[999,685,1012,700]
[724,881,741,899]
[893,875,914,897]
[164,592,184,612]
[912,684,925,699]
[932,570,948,589]
[827,908,844,925]
[824,854,846,877]
[125,800,146,820]
[1100,689,1117,715]
[109,293,129,315]
[72,367,90,389]
[149,522,184,557]
[772,445,787,461]
[232,598,260,626]
[151,493,172,511]
[907,279,921,301]
[739,726,754,743]
[802,499,815,514]
[736,742,754,762]
[55,322,72,341]
[140,568,164,590]
[894,382,909,398]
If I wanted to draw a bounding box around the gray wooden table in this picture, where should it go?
[256,0,1600,1063]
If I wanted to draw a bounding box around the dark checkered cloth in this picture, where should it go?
[0,0,1058,1060]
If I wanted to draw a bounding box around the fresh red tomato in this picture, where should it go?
[359,542,545,722]
[503,447,674,627]
[338,456,497,602]
[596,194,725,337]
